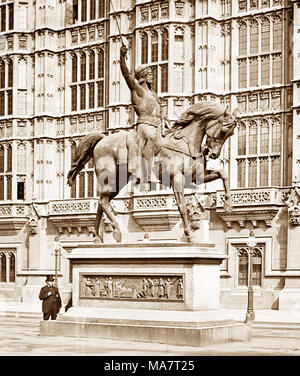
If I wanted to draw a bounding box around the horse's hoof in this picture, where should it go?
[94,236,102,244]
[185,233,193,243]
[113,230,122,243]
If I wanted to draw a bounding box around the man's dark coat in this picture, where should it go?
[39,284,62,314]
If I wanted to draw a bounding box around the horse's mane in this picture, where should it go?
[168,101,226,134]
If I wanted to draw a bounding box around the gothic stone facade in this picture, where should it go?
[0,0,299,310]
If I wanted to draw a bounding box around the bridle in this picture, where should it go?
[162,112,235,159]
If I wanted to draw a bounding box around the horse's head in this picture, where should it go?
[204,106,238,159]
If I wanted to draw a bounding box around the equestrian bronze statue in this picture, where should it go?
[67,99,237,243]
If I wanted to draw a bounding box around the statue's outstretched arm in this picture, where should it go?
[120,45,141,93]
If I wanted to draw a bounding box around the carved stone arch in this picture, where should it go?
[17,141,26,150]
[260,117,269,128]
[79,50,86,58]
[96,46,105,54]
[138,29,149,38]
[159,25,169,35]
[261,15,271,25]
[271,116,281,126]
[88,48,95,57]
[237,120,247,129]
[249,119,258,128]
[238,20,247,29]
[70,50,78,60]
[18,55,27,63]
[249,17,259,26]
[272,13,282,22]
[150,28,159,38]
[174,25,184,35]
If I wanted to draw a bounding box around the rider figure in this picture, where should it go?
[120,44,166,184]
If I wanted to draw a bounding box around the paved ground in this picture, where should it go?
[1,317,300,356]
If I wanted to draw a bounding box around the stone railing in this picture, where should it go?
[0,203,31,217]
[49,199,98,216]
[215,187,285,208]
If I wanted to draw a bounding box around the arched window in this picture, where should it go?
[237,159,246,188]
[161,64,168,93]
[79,172,85,197]
[80,84,86,110]
[260,157,268,186]
[249,57,258,87]
[141,33,148,64]
[0,145,4,172]
[89,50,95,80]
[248,158,257,187]
[174,28,184,61]
[237,246,262,286]
[80,52,86,81]
[17,144,26,173]
[272,118,281,153]
[238,22,247,56]
[87,171,94,197]
[0,252,6,282]
[71,86,77,111]
[250,20,258,54]
[88,83,94,109]
[97,49,104,78]
[72,54,77,83]
[8,252,15,282]
[161,29,168,61]
[249,121,257,154]
[261,55,270,86]
[238,122,246,155]
[261,18,270,53]
[151,30,158,62]
[238,59,247,89]
[260,119,269,153]
[271,156,281,186]
[272,54,282,84]
[273,19,282,51]
[8,60,13,87]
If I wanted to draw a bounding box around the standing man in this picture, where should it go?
[120,44,168,185]
[39,275,62,320]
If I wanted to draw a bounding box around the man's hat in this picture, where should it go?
[45,275,55,282]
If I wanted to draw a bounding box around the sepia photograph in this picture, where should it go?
[0,0,299,361]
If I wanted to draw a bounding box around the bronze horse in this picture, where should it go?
[67,101,237,243]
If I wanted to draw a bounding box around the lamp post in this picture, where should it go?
[53,236,61,288]
[245,229,256,323]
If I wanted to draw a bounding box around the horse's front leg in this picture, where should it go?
[171,174,192,242]
[204,169,232,213]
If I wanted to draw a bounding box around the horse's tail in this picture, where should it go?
[67,133,105,186]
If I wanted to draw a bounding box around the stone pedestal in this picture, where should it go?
[40,242,251,346]
[67,242,224,311]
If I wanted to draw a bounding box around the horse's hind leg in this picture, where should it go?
[94,203,104,243]
[99,194,122,243]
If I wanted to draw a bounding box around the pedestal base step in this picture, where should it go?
[40,312,251,347]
